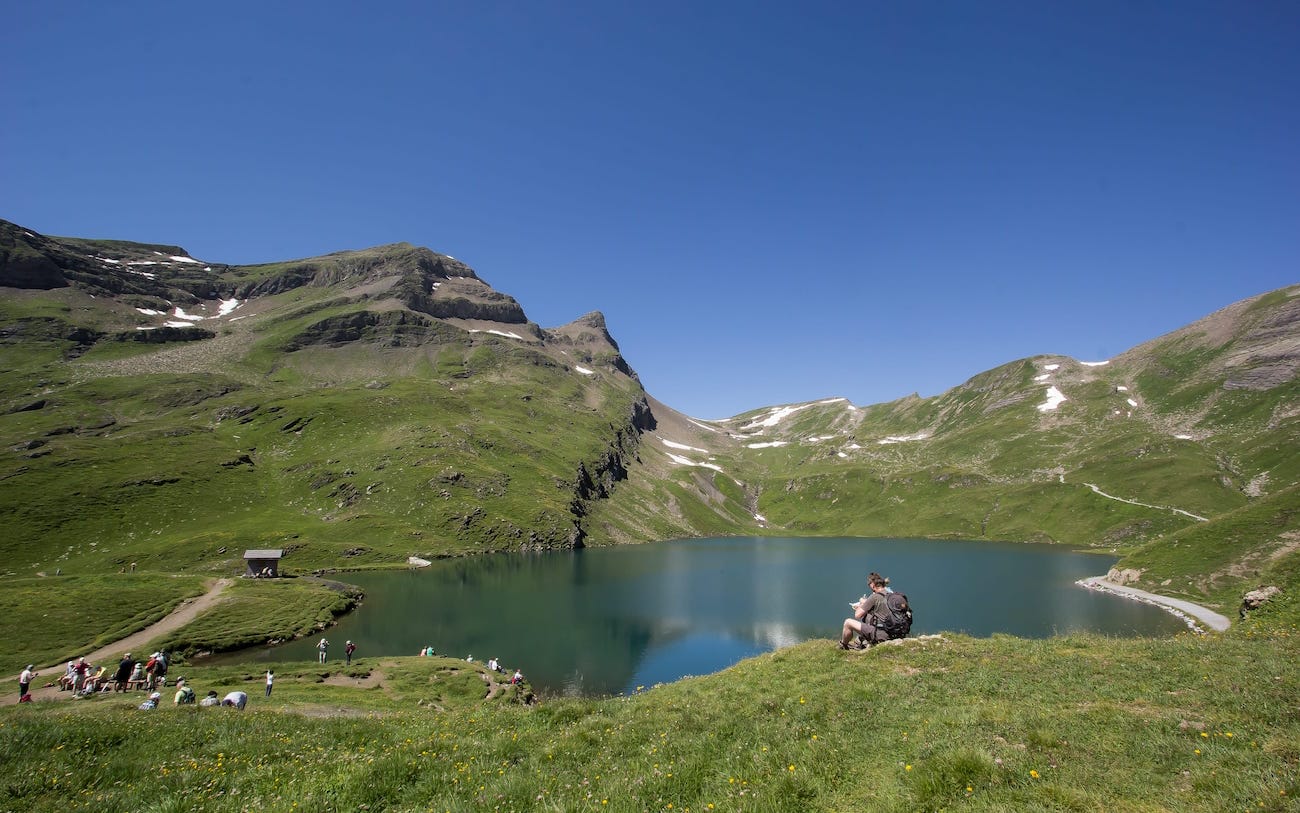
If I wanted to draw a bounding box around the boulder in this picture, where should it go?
[1240,585,1281,618]
[1107,567,1144,586]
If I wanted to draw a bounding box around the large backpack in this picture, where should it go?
[876,592,913,640]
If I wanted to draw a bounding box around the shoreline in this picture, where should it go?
[1076,576,1231,633]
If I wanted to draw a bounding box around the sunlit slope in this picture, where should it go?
[3,219,1295,571]
[0,222,650,575]
[597,285,1299,552]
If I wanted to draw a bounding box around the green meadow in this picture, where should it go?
[3,628,1297,812]
[2,231,1297,810]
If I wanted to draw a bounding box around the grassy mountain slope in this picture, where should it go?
[2,220,1298,811]
[1,220,650,581]
[2,217,1297,653]
[598,287,1298,562]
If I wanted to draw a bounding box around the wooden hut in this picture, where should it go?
[243,549,284,578]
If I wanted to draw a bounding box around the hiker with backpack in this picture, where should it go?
[839,574,912,649]
[173,679,196,705]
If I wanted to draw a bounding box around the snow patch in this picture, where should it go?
[217,299,241,317]
[687,419,720,433]
[136,308,164,316]
[469,329,525,340]
[1037,386,1067,412]
[1033,374,1050,382]
[1126,398,1138,408]
[164,321,195,328]
[836,451,848,458]
[1080,360,1110,367]
[667,453,724,472]
[746,441,789,449]
[1174,434,1193,440]
[1116,385,1129,392]
[661,438,710,454]
[1044,364,1060,371]
[169,255,200,264]
[741,403,815,430]
[877,432,929,445]
[172,307,204,322]
[574,365,595,376]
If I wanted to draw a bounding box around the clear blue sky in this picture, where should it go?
[4,2,1297,419]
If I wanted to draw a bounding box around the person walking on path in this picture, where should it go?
[19,665,36,699]
[265,670,274,697]
[345,640,356,665]
[316,638,329,664]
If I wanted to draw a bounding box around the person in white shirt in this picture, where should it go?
[221,691,248,710]
[19,664,36,699]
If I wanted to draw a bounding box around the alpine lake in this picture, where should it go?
[211,537,1187,697]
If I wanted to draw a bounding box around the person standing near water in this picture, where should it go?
[265,669,274,697]
[19,664,36,700]
[317,638,329,664]
[345,640,356,665]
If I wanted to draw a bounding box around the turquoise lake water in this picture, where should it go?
[212,537,1186,696]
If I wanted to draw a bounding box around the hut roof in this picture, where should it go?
[243,549,284,560]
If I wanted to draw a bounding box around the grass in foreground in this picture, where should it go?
[3,629,1297,812]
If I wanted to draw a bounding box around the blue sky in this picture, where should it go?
[4,2,1297,419]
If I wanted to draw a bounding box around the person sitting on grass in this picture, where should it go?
[173,680,195,705]
[199,690,221,707]
[840,574,891,650]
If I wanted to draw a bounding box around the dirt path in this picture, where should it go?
[14,578,233,705]
[1077,576,1231,632]
[1057,473,1209,522]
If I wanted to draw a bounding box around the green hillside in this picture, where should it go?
[2,219,1298,811]
[3,218,1297,647]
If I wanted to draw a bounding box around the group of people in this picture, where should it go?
[483,657,525,685]
[839,572,913,650]
[315,638,358,664]
[48,651,171,698]
[138,677,248,710]
[17,650,256,710]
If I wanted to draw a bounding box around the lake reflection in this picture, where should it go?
[217,537,1186,696]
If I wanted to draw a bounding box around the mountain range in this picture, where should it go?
[2,218,1296,613]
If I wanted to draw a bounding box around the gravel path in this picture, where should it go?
[12,578,233,705]
[1077,576,1231,632]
